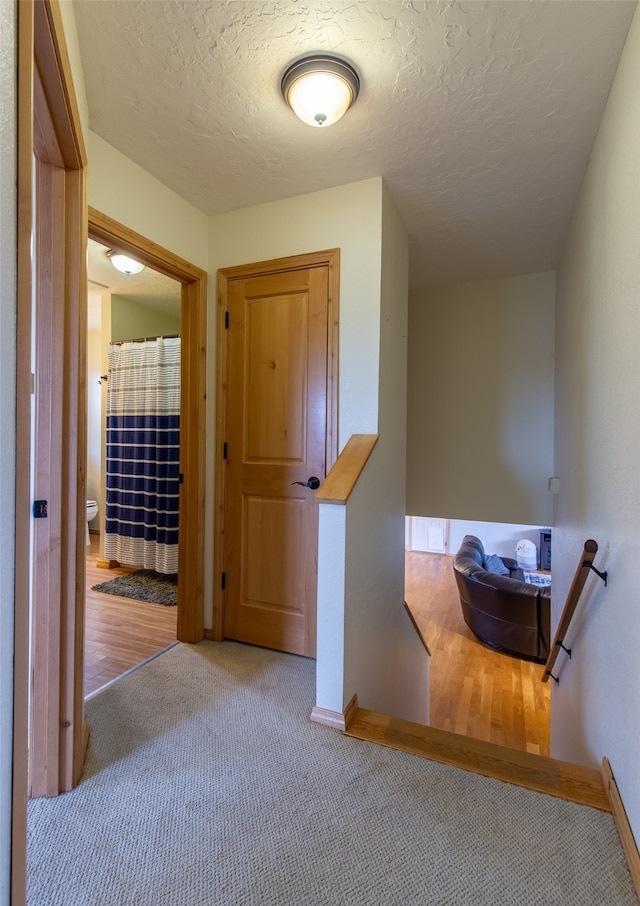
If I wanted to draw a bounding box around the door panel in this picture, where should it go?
[244,495,306,611]
[244,292,307,463]
[223,266,329,657]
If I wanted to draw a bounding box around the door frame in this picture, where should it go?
[88,208,208,644]
[212,250,340,641]
[17,0,88,804]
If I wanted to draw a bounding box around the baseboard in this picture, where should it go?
[310,694,358,732]
[341,694,358,729]
[601,757,640,897]
[96,559,120,569]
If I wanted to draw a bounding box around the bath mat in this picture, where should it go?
[91,569,178,606]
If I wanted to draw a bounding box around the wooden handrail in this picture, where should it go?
[315,434,378,505]
[542,539,602,684]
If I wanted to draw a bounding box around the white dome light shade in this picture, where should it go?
[106,250,145,275]
[281,55,360,127]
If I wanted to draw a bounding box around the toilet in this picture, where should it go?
[86,500,98,546]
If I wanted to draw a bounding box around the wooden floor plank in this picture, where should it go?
[84,534,177,697]
[405,551,550,755]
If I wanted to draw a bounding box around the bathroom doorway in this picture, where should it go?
[89,207,207,646]
[85,238,182,696]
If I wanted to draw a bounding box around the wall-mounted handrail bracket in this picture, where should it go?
[546,641,571,683]
[584,561,608,586]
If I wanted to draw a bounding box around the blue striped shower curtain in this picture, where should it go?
[104,337,180,574]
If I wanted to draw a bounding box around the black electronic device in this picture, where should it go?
[540,530,552,570]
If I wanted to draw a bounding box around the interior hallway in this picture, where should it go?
[84,533,177,697]
[405,551,550,756]
[84,536,549,754]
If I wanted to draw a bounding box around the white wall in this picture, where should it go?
[109,295,181,342]
[316,503,347,712]
[58,0,89,137]
[552,6,640,842]
[343,186,429,722]
[337,445,429,723]
[448,520,547,563]
[407,517,548,562]
[207,177,384,630]
[0,3,16,897]
[88,132,209,270]
[316,186,428,722]
[407,272,555,527]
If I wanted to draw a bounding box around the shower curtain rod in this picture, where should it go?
[109,333,180,346]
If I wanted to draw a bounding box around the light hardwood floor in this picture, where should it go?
[405,550,550,756]
[84,533,177,697]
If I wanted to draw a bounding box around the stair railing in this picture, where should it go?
[542,539,608,684]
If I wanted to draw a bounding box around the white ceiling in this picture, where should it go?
[74,0,637,289]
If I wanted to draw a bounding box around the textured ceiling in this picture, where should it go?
[74,0,636,289]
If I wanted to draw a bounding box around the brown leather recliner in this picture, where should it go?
[452,535,550,663]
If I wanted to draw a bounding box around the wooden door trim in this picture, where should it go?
[33,0,86,167]
[17,0,88,806]
[212,250,340,641]
[61,166,89,789]
[14,0,34,894]
[88,208,208,643]
[88,208,206,283]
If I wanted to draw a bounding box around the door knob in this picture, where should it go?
[291,476,321,490]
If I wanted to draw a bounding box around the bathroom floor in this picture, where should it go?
[84,533,178,697]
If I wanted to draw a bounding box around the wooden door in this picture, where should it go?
[222,262,333,657]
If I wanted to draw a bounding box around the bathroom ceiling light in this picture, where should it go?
[106,250,145,276]
[281,54,360,127]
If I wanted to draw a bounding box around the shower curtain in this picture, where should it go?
[104,336,180,575]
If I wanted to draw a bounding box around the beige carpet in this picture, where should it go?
[27,641,637,905]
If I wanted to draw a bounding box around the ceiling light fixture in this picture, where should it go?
[106,250,145,276]
[281,54,360,128]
